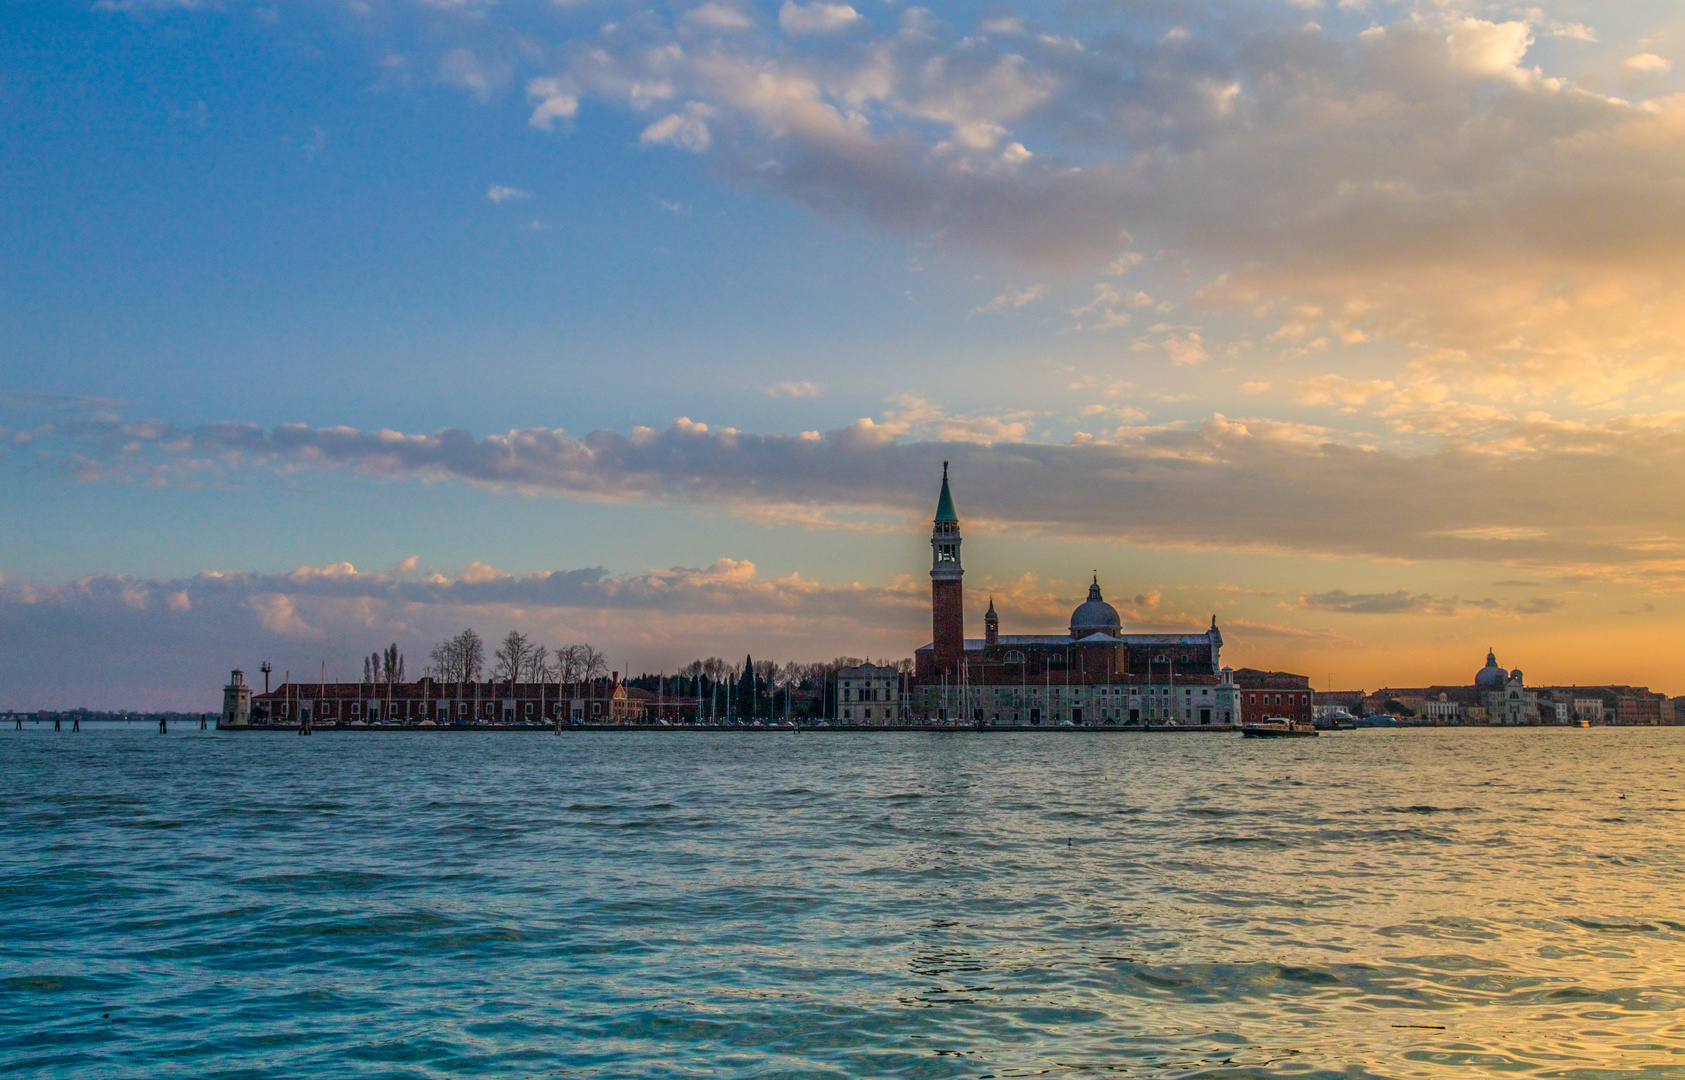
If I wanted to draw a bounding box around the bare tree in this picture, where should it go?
[494,631,531,683]
[525,644,554,683]
[428,629,484,683]
[459,630,484,682]
[555,644,580,684]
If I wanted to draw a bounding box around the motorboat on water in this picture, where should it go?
[1241,718,1319,738]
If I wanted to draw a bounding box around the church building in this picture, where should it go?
[912,466,1240,726]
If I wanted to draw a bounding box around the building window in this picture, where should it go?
[524,702,533,716]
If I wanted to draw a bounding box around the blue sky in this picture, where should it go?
[4,0,1685,707]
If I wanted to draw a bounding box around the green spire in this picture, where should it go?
[934,461,958,522]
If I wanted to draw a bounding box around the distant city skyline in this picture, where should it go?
[3,0,1684,708]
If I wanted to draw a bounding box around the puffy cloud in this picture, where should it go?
[778,2,862,37]
[686,3,753,32]
[1624,53,1672,74]
[971,283,1047,314]
[1295,375,1396,406]
[486,184,531,203]
[641,101,717,151]
[526,78,579,130]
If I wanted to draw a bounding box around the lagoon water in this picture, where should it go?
[4,726,1685,1078]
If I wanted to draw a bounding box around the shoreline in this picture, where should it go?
[219,722,1244,734]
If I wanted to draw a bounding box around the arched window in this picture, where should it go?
[1004,651,1025,664]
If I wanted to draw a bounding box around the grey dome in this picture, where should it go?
[1474,649,1507,688]
[1070,575,1122,638]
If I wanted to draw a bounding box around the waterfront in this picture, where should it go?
[4,728,1684,1078]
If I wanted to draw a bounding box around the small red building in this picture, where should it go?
[1231,669,1315,725]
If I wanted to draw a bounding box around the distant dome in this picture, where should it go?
[1510,669,1523,680]
[1474,649,1507,688]
[1070,575,1122,638]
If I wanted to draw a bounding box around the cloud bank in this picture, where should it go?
[12,407,1685,580]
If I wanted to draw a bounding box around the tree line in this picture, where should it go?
[426,629,610,685]
[355,633,909,701]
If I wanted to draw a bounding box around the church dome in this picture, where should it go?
[1474,649,1507,688]
[1070,575,1122,638]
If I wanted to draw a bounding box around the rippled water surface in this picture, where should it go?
[5,726,1685,1078]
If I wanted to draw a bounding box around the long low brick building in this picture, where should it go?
[228,673,655,726]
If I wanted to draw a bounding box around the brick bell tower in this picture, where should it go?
[930,462,964,678]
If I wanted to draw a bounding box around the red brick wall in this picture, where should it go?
[1238,689,1314,725]
[932,579,964,675]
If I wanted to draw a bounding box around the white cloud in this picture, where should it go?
[437,48,508,103]
[1624,53,1672,74]
[765,381,821,397]
[1294,375,1396,406]
[778,1,861,36]
[486,185,532,203]
[526,78,579,130]
[972,283,1047,314]
[641,102,716,151]
[685,2,752,31]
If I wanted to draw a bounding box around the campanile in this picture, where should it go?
[930,462,964,677]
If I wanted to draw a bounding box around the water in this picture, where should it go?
[4,727,1685,1078]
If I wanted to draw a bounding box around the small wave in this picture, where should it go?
[1194,834,1288,849]
[1568,916,1660,933]
[1319,827,1453,844]
[1,974,123,994]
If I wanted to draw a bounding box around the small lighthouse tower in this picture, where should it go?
[221,670,251,728]
[930,462,964,678]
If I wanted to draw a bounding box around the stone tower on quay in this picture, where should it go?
[930,462,964,678]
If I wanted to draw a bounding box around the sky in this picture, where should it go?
[3,0,1684,709]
